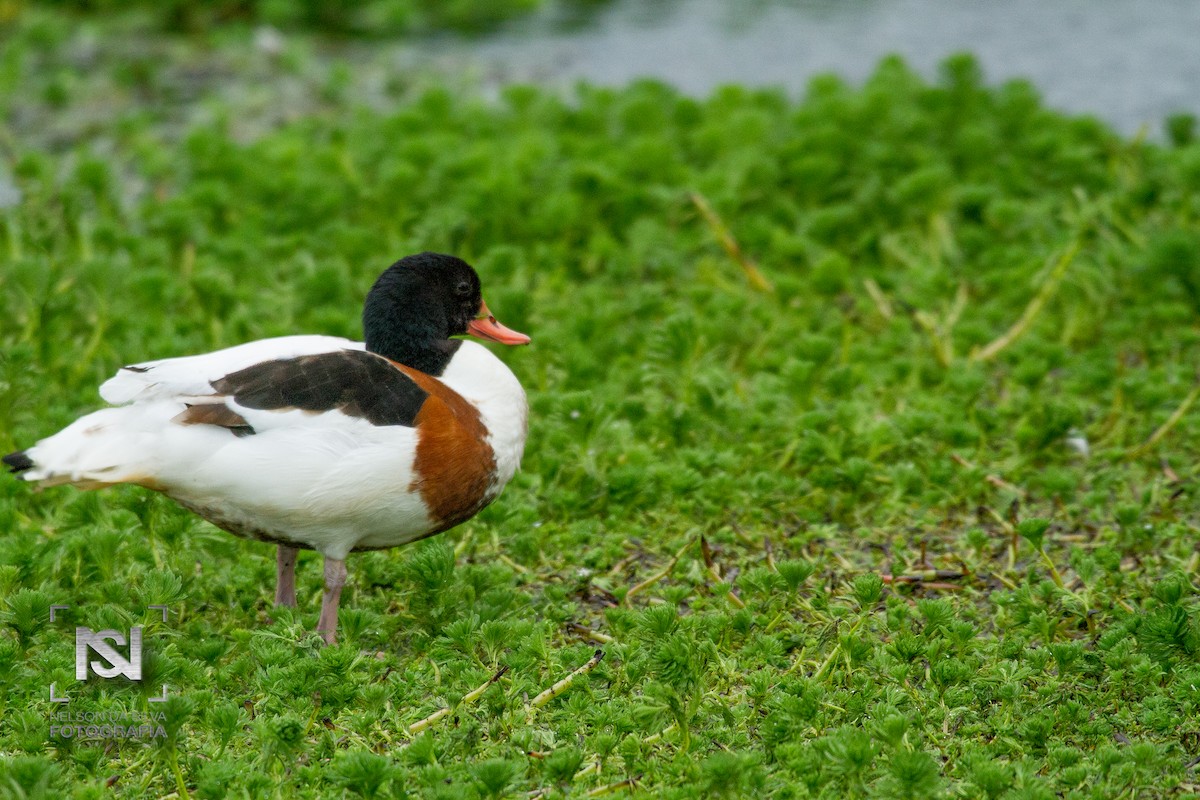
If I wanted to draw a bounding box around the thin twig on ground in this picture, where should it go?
[567,623,614,645]
[881,576,964,592]
[527,650,604,719]
[407,665,509,735]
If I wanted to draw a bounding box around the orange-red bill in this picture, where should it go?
[467,301,531,345]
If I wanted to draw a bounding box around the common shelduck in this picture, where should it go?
[3,253,530,644]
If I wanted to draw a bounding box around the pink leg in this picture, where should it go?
[275,545,299,607]
[316,557,347,645]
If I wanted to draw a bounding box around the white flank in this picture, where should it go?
[23,335,431,560]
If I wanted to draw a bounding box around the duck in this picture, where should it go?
[2,252,530,644]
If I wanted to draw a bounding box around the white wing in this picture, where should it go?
[99,335,365,405]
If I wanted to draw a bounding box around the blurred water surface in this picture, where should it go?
[420,0,1200,134]
[11,0,1197,151]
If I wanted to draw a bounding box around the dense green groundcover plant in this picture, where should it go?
[2,25,1200,800]
[11,0,550,36]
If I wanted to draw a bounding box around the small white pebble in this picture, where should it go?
[1065,429,1089,457]
[0,177,20,210]
[254,26,286,57]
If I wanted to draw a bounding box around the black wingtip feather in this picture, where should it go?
[3,451,34,474]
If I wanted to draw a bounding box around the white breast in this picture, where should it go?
[439,341,529,498]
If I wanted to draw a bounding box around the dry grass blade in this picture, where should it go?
[585,776,641,797]
[909,282,967,367]
[971,239,1081,362]
[690,192,774,292]
[624,537,694,607]
[764,536,778,572]
[863,278,895,320]
[951,452,1027,497]
[699,534,746,608]
[1128,381,1200,459]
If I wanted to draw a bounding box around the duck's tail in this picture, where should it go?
[2,450,34,474]
[4,407,164,490]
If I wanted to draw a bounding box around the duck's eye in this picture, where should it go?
[455,281,471,296]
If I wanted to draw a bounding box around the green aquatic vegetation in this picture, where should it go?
[2,34,1200,799]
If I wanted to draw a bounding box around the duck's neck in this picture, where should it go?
[365,330,461,376]
[362,293,461,376]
